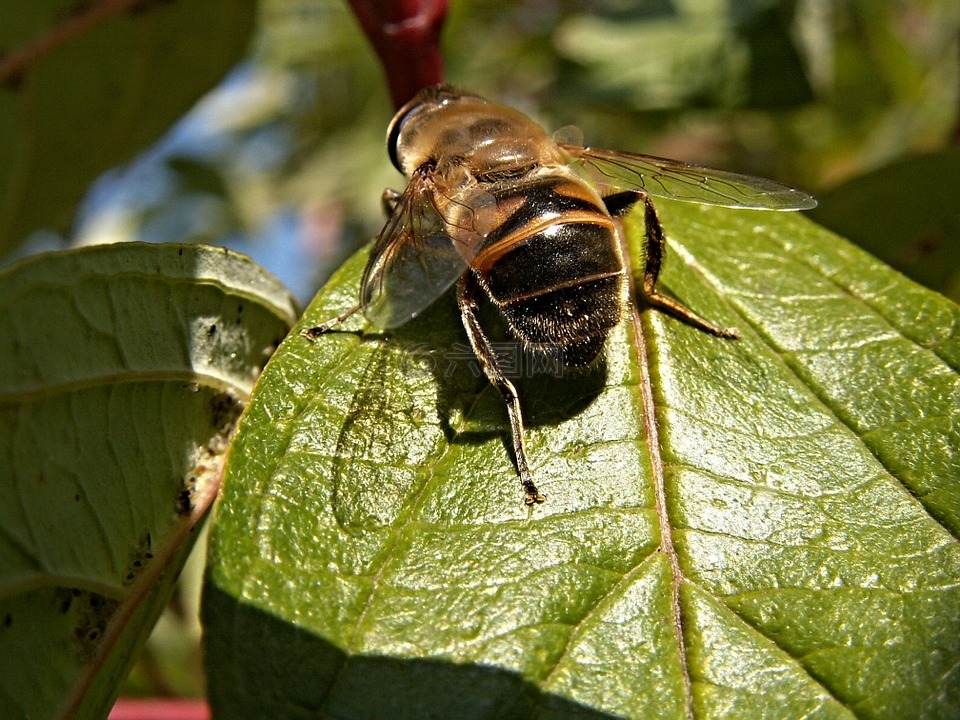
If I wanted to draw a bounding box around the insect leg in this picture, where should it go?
[305,187,409,341]
[602,190,644,217]
[638,193,740,340]
[302,303,362,340]
[381,188,402,216]
[457,273,545,505]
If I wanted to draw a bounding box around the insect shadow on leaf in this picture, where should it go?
[393,295,608,468]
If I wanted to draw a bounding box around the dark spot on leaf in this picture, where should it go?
[71,591,119,660]
[3,614,12,628]
[55,588,81,614]
[124,532,155,582]
[2,69,24,92]
[914,234,941,257]
[209,391,242,432]
[178,487,194,514]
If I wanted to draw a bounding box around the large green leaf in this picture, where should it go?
[204,202,960,719]
[0,243,298,719]
[0,0,256,259]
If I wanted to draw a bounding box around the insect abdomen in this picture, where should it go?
[472,174,625,367]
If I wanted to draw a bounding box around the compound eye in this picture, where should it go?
[386,85,468,173]
[386,96,422,172]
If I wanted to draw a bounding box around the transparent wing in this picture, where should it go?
[560,144,817,211]
[360,172,470,329]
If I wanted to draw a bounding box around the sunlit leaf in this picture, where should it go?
[204,202,960,719]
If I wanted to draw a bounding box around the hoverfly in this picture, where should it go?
[305,85,815,505]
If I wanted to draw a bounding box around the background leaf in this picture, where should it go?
[0,243,298,719]
[0,0,256,259]
[810,147,960,304]
[203,203,960,719]
[552,1,812,111]
[58,0,959,309]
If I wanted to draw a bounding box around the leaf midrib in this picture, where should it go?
[632,306,694,719]
[658,223,959,718]
[638,220,866,717]
[0,371,254,402]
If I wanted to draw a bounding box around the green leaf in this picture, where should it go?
[552,2,811,111]
[810,148,960,304]
[204,203,960,719]
[0,243,298,719]
[554,10,748,110]
[0,0,256,259]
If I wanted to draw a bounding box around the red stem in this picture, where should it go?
[109,699,209,720]
[346,0,447,109]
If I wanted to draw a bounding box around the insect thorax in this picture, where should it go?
[395,97,560,179]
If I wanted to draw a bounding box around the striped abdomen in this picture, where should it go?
[470,171,626,367]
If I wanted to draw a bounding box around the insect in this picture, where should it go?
[305,85,815,505]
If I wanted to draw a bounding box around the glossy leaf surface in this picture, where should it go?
[0,243,298,719]
[205,202,960,719]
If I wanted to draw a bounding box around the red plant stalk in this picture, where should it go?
[346,0,447,109]
[109,698,210,720]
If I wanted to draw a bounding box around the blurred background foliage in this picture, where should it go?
[6,0,956,701]
[14,0,959,307]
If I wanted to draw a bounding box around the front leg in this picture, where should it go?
[304,188,404,339]
[457,273,545,505]
[381,187,402,216]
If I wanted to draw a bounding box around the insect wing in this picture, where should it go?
[561,145,816,211]
[360,177,469,329]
